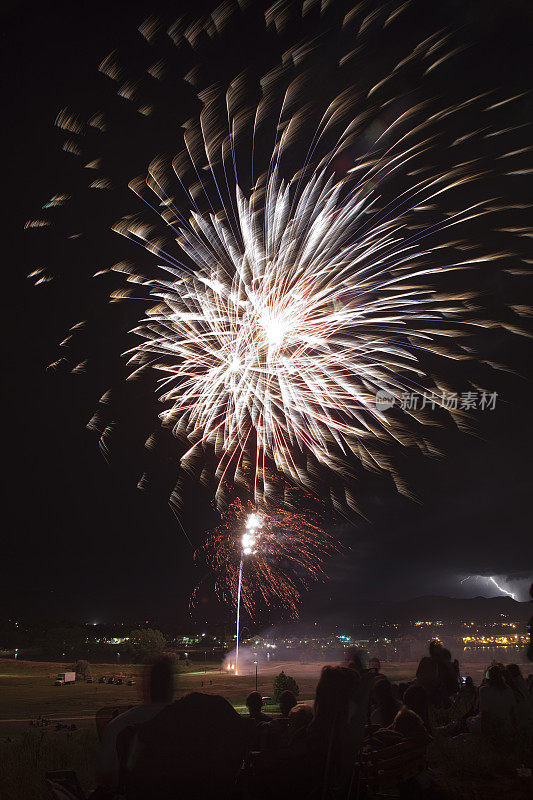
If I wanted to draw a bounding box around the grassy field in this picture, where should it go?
[1,728,99,800]
[0,658,423,736]
[0,659,221,733]
[2,658,532,799]
[2,657,530,734]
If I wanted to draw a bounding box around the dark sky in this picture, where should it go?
[2,0,532,626]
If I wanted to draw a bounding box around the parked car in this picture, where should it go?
[99,677,107,684]
[107,677,115,684]
[127,679,136,686]
[115,678,123,686]
[86,677,94,683]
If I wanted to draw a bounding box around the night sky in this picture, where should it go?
[2,0,532,626]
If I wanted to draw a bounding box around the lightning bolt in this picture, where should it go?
[460,574,517,600]
[488,576,517,601]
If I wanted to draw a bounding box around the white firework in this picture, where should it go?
[27,0,532,512]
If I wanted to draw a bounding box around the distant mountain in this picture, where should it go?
[348,594,531,625]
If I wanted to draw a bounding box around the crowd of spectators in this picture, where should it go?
[49,643,532,800]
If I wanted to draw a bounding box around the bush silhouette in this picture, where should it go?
[273,670,299,701]
[71,659,90,678]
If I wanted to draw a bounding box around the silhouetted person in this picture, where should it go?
[96,656,174,790]
[262,691,298,751]
[306,665,364,797]
[127,692,246,800]
[370,677,402,728]
[467,665,517,736]
[343,647,375,737]
[288,703,313,740]
[442,649,460,698]
[368,657,382,676]
[245,703,315,799]
[278,690,298,717]
[416,640,441,700]
[505,664,533,727]
[398,681,409,701]
[391,707,431,744]
[403,683,431,732]
[416,640,458,707]
[527,581,533,662]
[246,690,272,723]
[344,647,365,677]
[453,675,478,718]
[452,658,460,682]
[387,708,436,796]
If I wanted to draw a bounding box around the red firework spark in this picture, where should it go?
[192,496,336,618]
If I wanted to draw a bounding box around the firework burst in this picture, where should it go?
[192,496,335,618]
[26,0,532,517]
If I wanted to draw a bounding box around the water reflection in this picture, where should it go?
[462,645,527,663]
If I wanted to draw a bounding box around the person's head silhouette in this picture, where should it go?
[246,691,263,717]
[278,690,297,717]
[147,656,174,703]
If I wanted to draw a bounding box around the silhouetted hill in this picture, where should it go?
[348,594,530,624]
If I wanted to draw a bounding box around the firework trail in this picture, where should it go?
[26,0,532,517]
[192,495,335,618]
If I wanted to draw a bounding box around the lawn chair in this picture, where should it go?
[95,705,133,741]
[116,724,139,794]
[354,738,428,798]
[45,770,86,800]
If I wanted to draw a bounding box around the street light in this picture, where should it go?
[253,659,258,692]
